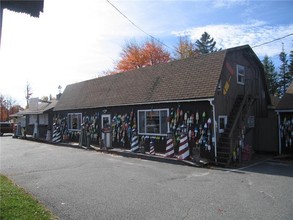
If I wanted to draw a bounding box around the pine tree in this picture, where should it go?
[288,49,293,83]
[195,32,220,54]
[262,55,279,96]
[279,44,290,96]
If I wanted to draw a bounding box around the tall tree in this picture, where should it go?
[0,94,20,121]
[195,32,220,54]
[288,48,293,82]
[25,82,33,109]
[262,55,279,96]
[279,44,291,96]
[173,36,199,60]
[114,39,171,73]
[0,94,8,121]
[143,39,170,65]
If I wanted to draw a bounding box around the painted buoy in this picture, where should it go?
[150,139,155,155]
[178,134,189,160]
[165,138,174,158]
[52,127,62,143]
[131,130,139,152]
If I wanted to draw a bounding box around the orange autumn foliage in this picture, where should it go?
[114,39,171,73]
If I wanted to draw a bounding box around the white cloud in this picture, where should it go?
[0,0,144,107]
[172,21,293,57]
[1,0,292,107]
[212,0,249,8]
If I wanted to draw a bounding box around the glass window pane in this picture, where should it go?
[68,113,82,130]
[219,118,225,130]
[160,110,168,133]
[237,65,245,84]
[138,109,169,135]
[138,111,145,133]
[68,115,72,129]
[146,111,160,134]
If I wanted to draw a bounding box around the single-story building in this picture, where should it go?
[53,45,271,165]
[276,82,293,154]
[15,98,57,139]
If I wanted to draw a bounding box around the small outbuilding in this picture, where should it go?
[15,98,57,139]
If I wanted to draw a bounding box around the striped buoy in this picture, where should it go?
[52,126,62,143]
[165,138,174,158]
[178,134,189,160]
[131,129,139,152]
[149,139,155,155]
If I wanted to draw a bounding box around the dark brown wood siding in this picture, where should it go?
[214,49,271,152]
[54,101,215,159]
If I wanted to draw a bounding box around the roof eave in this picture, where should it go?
[53,97,215,112]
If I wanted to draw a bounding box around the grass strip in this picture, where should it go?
[0,174,57,220]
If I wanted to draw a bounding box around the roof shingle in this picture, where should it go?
[54,49,229,111]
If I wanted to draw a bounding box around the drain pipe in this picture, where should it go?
[209,99,217,163]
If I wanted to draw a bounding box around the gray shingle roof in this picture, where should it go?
[17,100,57,115]
[54,48,231,111]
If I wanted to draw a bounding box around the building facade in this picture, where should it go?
[53,45,271,165]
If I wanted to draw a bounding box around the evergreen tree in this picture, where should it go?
[279,45,291,96]
[288,49,293,82]
[262,55,279,96]
[195,32,220,54]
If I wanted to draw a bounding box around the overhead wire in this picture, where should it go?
[105,0,176,53]
[106,0,292,55]
[252,33,293,48]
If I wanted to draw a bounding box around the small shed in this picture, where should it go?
[16,98,57,139]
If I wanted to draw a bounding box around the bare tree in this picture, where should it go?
[25,82,33,108]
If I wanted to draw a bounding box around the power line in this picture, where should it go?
[105,0,174,52]
[107,0,293,56]
[252,33,293,48]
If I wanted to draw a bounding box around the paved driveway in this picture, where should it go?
[1,137,293,220]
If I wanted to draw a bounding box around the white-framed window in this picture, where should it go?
[237,64,245,85]
[29,115,38,125]
[68,113,82,131]
[218,115,227,133]
[39,114,48,125]
[138,109,169,136]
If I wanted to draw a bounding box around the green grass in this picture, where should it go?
[0,174,57,220]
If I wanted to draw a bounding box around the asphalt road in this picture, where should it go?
[1,136,293,220]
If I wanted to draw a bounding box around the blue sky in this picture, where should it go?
[0,0,292,107]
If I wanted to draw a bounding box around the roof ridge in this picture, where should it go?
[67,48,229,87]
